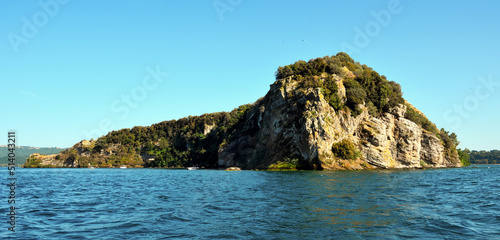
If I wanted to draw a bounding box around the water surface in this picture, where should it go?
[1,166,499,239]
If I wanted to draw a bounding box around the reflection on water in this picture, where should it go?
[305,171,415,232]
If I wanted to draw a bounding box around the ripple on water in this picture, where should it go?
[2,167,499,239]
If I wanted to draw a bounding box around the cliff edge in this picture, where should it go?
[218,73,460,170]
[23,53,465,170]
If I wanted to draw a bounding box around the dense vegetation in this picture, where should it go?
[457,148,471,166]
[276,52,404,116]
[466,150,500,164]
[48,104,253,168]
[0,146,64,166]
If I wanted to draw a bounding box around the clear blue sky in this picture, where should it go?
[1,0,499,150]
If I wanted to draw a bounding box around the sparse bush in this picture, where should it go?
[268,157,299,170]
[332,139,360,160]
[404,103,439,134]
[420,160,428,168]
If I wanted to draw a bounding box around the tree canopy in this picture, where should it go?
[275,52,404,117]
[468,149,500,164]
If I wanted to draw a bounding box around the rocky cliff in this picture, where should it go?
[23,53,463,169]
[218,74,460,170]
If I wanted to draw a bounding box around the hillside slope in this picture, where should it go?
[23,53,465,169]
[0,146,64,166]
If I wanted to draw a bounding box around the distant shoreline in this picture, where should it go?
[12,165,496,170]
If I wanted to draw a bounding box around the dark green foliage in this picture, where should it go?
[275,52,404,117]
[25,104,254,169]
[439,130,453,149]
[344,79,366,116]
[354,69,404,115]
[321,75,342,111]
[439,128,459,151]
[335,52,355,65]
[325,56,342,75]
[457,148,471,166]
[87,103,253,168]
[468,149,500,164]
[344,80,366,104]
[366,101,378,116]
[276,53,354,80]
[331,139,360,160]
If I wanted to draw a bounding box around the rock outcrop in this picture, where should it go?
[25,153,61,167]
[217,76,460,170]
[23,53,463,170]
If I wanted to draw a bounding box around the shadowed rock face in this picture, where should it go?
[218,76,461,170]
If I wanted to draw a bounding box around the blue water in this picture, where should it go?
[1,166,499,239]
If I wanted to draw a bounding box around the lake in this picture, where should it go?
[1,166,499,239]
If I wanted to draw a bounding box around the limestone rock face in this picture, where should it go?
[218,77,461,170]
[24,139,100,168]
[203,124,216,135]
[26,153,74,167]
[359,112,460,169]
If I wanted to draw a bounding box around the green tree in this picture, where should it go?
[344,80,366,116]
[457,148,471,166]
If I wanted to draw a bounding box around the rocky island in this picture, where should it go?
[24,53,470,170]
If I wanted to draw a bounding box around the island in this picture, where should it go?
[23,52,470,170]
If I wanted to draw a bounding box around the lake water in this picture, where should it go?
[1,166,499,239]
